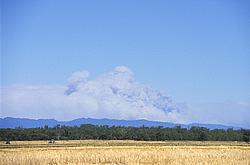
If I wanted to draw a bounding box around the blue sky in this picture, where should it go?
[1,0,250,116]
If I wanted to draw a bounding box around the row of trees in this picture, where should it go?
[0,125,249,142]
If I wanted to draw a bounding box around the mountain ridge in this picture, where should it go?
[0,117,242,130]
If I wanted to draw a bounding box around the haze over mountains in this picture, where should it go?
[0,117,242,130]
[1,66,250,129]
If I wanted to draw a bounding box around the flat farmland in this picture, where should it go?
[0,140,250,165]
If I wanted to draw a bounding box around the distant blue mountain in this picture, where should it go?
[0,117,59,128]
[0,117,241,130]
[66,118,177,128]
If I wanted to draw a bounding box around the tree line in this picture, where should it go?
[0,124,249,142]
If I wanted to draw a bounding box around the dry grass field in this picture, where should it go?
[0,140,250,165]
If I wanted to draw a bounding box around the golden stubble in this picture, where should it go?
[0,140,250,165]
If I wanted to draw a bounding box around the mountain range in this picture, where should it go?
[0,117,241,130]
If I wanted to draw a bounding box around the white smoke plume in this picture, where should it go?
[1,66,249,128]
[1,66,182,122]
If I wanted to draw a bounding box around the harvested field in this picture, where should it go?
[0,140,249,165]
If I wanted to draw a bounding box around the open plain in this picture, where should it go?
[0,140,250,165]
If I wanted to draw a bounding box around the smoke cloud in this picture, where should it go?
[1,66,181,122]
[1,66,249,128]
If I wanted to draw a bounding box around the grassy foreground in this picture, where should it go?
[0,140,250,165]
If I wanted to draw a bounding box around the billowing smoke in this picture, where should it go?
[1,66,182,122]
[1,66,249,128]
[63,66,181,122]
